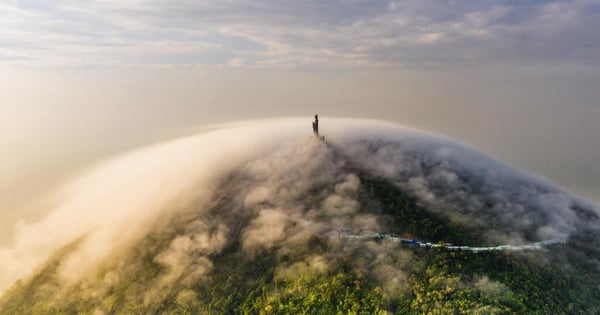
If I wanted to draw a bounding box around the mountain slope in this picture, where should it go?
[1,119,599,314]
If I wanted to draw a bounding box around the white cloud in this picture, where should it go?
[0,118,598,298]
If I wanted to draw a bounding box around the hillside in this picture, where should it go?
[2,175,599,314]
[1,120,599,314]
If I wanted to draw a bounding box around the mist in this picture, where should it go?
[1,118,597,301]
[2,68,600,237]
[2,1,599,311]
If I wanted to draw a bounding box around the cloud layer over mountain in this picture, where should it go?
[1,118,597,300]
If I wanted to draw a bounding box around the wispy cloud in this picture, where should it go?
[1,0,598,68]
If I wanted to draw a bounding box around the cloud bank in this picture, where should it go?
[0,117,598,298]
[2,0,599,68]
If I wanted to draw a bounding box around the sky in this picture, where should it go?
[1,0,599,242]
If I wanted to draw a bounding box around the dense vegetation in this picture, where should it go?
[1,176,598,314]
[363,176,600,314]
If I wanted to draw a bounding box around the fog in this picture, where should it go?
[2,1,598,309]
[2,68,599,247]
[1,118,597,297]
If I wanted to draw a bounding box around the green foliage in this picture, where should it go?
[242,265,386,315]
[1,176,599,314]
[361,178,600,314]
[193,240,386,314]
[359,176,483,245]
[392,247,600,315]
[197,244,278,314]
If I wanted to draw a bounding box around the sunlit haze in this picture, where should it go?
[1,0,599,248]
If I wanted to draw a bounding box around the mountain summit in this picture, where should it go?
[1,119,598,314]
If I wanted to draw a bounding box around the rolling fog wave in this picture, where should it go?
[1,118,598,296]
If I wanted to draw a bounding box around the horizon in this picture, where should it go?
[1,1,599,245]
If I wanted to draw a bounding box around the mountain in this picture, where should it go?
[1,119,599,314]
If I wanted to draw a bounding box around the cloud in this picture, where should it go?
[0,117,598,300]
[0,119,308,294]
[242,208,288,250]
[1,1,598,68]
[330,123,599,244]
